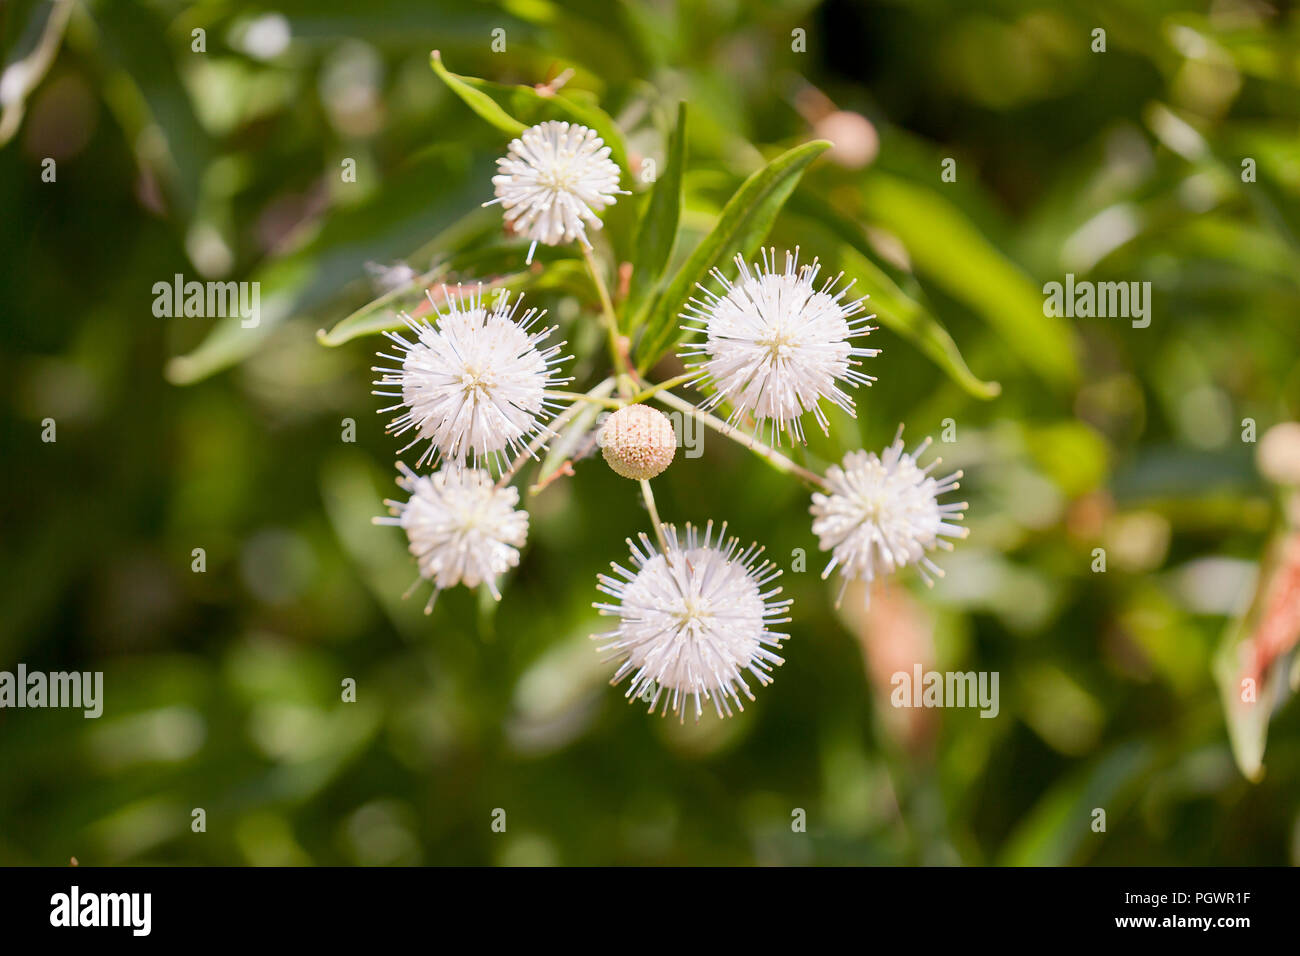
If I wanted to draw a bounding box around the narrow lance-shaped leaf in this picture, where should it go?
[780,197,1000,400]
[429,51,632,176]
[635,139,831,370]
[533,379,618,492]
[318,260,591,347]
[430,50,526,137]
[858,172,1079,389]
[316,206,500,346]
[1214,528,1300,781]
[167,152,490,384]
[623,102,687,332]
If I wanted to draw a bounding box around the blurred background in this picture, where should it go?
[2,0,1299,866]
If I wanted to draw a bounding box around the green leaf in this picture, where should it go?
[317,259,591,347]
[1213,530,1297,782]
[167,151,492,385]
[624,102,687,332]
[635,139,831,370]
[1214,614,1273,784]
[429,50,527,138]
[0,0,74,148]
[858,172,1079,389]
[532,379,617,493]
[781,196,1000,400]
[999,742,1153,866]
[429,51,631,176]
[89,0,211,219]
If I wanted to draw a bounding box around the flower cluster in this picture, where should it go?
[375,463,529,613]
[680,247,878,444]
[373,285,571,471]
[486,119,627,264]
[372,122,623,612]
[811,428,969,606]
[594,522,791,721]
[368,118,970,720]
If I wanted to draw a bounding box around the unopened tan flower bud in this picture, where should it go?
[601,405,676,480]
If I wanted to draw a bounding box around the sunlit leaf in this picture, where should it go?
[635,139,831,369]
[429,51,631,176]
[624,102,686,332]
[317,259,590,346]
[780,196,1000,400]
[532,378,617,492]
[1214,530,1300,781]
[0,0,73,147]
[859,172,1079,389]
[429,49,527,138]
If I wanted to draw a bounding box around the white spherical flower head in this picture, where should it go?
[593,521,792,721]
[601,404,676,480]
[487,120,627,264]
[681,247,879,445]
[375,463,529,613]
[810,426,969,606]
[374,285,572,470]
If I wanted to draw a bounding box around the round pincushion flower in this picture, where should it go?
[373,286,571,471]
[680,247,878,444]
[374,463,530,613]
[600,404,676,480]
[593,521,792,721]
[810,427,969,606]
[486,120,627,264]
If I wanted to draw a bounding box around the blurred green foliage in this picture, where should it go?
[2,0,1299,865]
